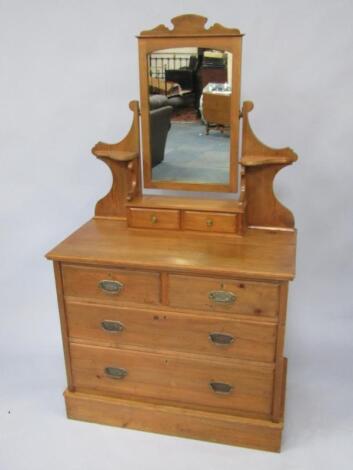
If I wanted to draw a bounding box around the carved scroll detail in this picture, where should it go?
[241,101,298,229]
[92,101,141,218]
[140,14,241,37]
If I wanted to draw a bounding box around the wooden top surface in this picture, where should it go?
[126,196,245,213]
[46,218,296,281]
[91,144,137,162]
[240,154,297,167]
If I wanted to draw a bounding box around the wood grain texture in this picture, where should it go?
[65,390,283,452]
[241,101,298,229]
[61,264,160,306]
[127,195,245,213]
[272,283,289,421]
[70,342,274,417]
[280,357,288,420]
[244,164,295,229]
[182,211,237,233]
[160,272,169,305]
[168,274,280,317]
[46,219,296,281]
[53,262,74,390]
[92,101,141,217]
[66,301,277,362]
[128,208,180,230]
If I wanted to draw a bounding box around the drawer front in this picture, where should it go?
[183,211,237,233]
[62,265,160,306]
[70,343,274,417]
[128,208,180,230]
[66,302,277,362]
[168,274,279,317]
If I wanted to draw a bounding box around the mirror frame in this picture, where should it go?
[137,14,243,192]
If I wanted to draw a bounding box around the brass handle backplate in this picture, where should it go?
[209,332,235,346]
[209,381,233,395]
[101,320,124,333]
[151,215,158,224]
[104,366,128,380]
[208,290,236,305]
[98,280,124,295]
[206,219,214,227]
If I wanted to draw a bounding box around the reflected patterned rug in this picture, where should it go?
[171,108,199,122]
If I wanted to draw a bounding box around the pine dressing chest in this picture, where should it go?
[46,15,298,452]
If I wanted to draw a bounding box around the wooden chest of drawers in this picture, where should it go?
[46,13,299,452]
[47,218,295,452]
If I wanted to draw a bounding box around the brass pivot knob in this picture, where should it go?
[151,215,158,224]
[206,219,213,227]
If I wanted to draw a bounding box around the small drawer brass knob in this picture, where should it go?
[209,381,233,395]
[206,219,214,227]
[151,215,158,224]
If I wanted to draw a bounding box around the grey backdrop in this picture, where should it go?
[1,1,352,469]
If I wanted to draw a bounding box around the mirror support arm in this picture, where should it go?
[240,101,298,230]
[91,101,141,218]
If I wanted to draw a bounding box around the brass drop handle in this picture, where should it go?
[98,280,124,295]
[209,332,235,346]
[101,320,124,333]
[206,219,214,227]
[208,290,236,304]
[105,366,128,380]
[209,381,233,395]
[151,215,158,224]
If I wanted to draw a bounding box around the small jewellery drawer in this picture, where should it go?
[182,211,237,233]
[128,208,180,230]
[168,274,279,317]
[66,302,277,362]
[70,343,274,417]
[62,265,160,306]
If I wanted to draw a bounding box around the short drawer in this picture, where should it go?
[62,265,160,306]
[70,343,274,417]
[168,274,279,317]
[66,302,277,362]
[128,208,180,230]
[183,211,237,233]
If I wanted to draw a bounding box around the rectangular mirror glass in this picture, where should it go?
[147,47,233,186]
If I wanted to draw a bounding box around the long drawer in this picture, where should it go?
[70,343,274,417]
[62,264,160,306]
[66,302,277,363]
[168,274,280,318]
